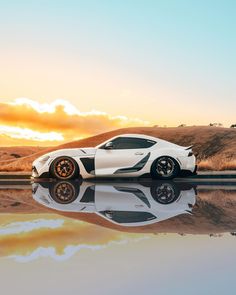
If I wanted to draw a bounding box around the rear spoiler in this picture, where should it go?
[185,145,193,150]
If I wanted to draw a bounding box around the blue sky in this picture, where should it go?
[0,0,235,128]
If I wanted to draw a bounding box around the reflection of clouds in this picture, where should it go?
[10,237,149,263]
[0,219,64,236]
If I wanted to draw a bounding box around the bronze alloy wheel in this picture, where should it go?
[51,156,78,180]
[50,181,78,204]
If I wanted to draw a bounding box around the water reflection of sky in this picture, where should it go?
[0,182,235,294]
[0,233,235,295]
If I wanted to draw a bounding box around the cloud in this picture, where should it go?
[0,214,150,261]
[10,237,148,262]
[10,243,117,262]
[0,218,123,258]
[0,98,150,143]
[0,125,63,142]
[0,219,65,236]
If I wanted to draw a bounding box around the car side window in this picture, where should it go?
[109,137,156,149]
[100,210,156,224]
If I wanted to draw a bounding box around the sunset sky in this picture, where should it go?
[0,0,235,145]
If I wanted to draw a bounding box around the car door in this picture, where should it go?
[94,184,145,211]
[95,137,155,176]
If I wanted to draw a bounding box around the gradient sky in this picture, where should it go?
[0,0,235,144]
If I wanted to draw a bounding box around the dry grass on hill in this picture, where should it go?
[0,146,45,161]
[0,126,236,172]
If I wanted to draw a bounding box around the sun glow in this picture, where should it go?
[8,98,150,123]
[10,98,84,115]
[0,98,151,145]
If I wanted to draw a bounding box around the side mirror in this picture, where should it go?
[104,141,114,149]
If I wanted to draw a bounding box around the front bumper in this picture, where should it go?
[32,165,50,179]
[32,166,39,178]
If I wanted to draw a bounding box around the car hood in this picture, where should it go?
[41,147,97,159]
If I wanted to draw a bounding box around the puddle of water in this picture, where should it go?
[0,180,235,295]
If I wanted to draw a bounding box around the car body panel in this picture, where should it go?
[95,148,150,176]
[32,134,196,179]
[32,180,197,227]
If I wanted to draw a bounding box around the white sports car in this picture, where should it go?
[32,134,196,180]
[32,180,197,227]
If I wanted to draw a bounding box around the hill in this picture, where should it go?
[0,126,236,171]
[0,146,45,161]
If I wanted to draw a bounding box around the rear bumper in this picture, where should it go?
[179,154,196,172]
[180,165,198,177]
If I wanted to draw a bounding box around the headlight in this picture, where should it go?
[188,152,193,157]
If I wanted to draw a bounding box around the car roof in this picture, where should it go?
[96,134,159,148]
[96,133,181,149]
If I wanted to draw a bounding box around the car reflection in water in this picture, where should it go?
[32,180,197,227]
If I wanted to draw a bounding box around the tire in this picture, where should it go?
[150,181,180,204]
[151,156,180,180]
[50,156,79,180]
[49,181,79,204]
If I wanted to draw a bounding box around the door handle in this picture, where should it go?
[135,152,144,155]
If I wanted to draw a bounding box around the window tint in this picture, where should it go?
[100,211,156,224]
[107,137,156,149]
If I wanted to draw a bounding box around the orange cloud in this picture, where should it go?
[0,216,132,260]
[0,98,150,145]
[0,125,63,142]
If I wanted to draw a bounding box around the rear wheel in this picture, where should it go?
[150,182,180,204]
[151,156,180,180]
[50,156,79,180]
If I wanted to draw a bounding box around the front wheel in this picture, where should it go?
[50,156,79,180]
[49,181,79,204]
[151,156,180,180]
